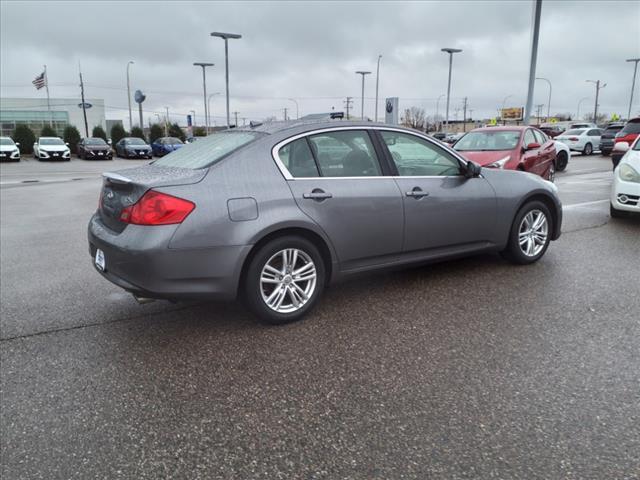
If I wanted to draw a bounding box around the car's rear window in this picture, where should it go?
[621,122,640,134]
[152,131,263,169]
[564,129,586,135]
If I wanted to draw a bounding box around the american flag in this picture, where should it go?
[32,71,46,90]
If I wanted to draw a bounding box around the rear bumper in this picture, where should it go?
[87,213,252,301]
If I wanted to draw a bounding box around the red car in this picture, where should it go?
[612,118,640,169]
[453,126,557,181]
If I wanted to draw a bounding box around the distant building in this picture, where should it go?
[105,119,123,135]
[0,97,106,137]
[300,112,346,121]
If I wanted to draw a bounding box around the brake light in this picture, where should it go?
[119,190,195,225]
[569,137,579,141]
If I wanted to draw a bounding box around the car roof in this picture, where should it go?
[233,120,414,136]
[468,126,529,132]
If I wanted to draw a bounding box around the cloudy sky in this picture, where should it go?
[1,0,639,127]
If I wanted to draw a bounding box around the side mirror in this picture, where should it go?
[526,142,541,150]
[613,142,630,153]
[15,142,20,146]
[65,142,69,146]
[107,139,112,145]
[464,160,482,178]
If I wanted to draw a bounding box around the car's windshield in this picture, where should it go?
[39,138,64,146]
[0,138,15,146]
[453,130,520,151]
[153,131,263,169]
[563,129,586,136]
[86,138,106,145]
[126,138,146,145]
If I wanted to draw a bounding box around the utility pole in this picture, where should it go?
[586,80,606,123]
[211,32,242,129]
[536,77,552,121]
[441,48,463,132]
[535,103,544,124]
[524,0,543,124]
[193,62,214,135]
[469,109,474,125]
[344,97,353,120]
[462,97,468,132]
[355,71,371,120]
[78,64,89,138]
[126,61,134,130]
[232,111,239,127]
[164,106,169,136]
[283,107,288,121]
[626,58,640,120]
[375,54,382,122]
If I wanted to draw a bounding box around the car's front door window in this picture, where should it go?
[307,130,381,177]
[523,129,536,147]
[380,131,461,176]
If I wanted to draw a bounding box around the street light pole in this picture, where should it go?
[576,97,589,120]
[441,47,463,132]
[374,54,382,122]
[435,94,445,131]
[586,80,607,123]
[626,58,640,120]
[355,71,371,120]
[524,0,543,125]
[211,32,242,129]
[164,106,169,136]
[287,98,299,119]
[194,62,214,135]
[126,61,134,130]
[208,92,221,128]
[190,110,196,129]
[536,77,552,121]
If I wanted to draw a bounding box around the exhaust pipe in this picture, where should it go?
[133,294,155,305]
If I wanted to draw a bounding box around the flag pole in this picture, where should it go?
[44,65,52,127]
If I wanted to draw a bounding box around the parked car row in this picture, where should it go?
[0,137,21,161]
[610,136,640,217]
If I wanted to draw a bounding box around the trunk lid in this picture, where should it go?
[99,165,206,233]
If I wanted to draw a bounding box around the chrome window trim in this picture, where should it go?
[271,125,469,181]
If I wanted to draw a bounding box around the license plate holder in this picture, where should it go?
[95,248,106,271]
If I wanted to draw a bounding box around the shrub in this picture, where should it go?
[63,125,81,152]
[12,124,36,154]
[110,123,128,146]
[149,124,164,143]
[92,125,108,141]
[193,126,207,137]
[130,126,145,140]
[168,123,186,142]
[40,125,57,137]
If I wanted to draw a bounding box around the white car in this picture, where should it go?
[555,128,602,155]
[553,140,570,171]
[0,136,20,162]
[610,138,640,217]
[33,136,71,161]
[569,122,597,129]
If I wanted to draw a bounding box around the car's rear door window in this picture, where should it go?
[307,130,381,177]
[380,131,461,176]
[278,138,319,178]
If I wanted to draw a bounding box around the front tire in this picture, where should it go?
[244,236,325,325]
[556,151,568,171]
[583,143,593,156]
[502,201,553,265]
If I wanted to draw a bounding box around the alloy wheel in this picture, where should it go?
[518,209,548,257]
[260,248,317,313]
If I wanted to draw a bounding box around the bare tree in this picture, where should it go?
[401,107,426,131]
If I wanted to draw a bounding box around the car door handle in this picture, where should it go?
[405,188,429,198]
[303,189,332,201]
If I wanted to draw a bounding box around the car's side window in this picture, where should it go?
[533,129,546,144]
[588,129,601,136]
[308,130,381,177]
[278,138,319,178]
[523,129,536,146]
[381,131,461,176]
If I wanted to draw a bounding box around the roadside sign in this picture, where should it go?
[385,97,399,125]
[134,90,146,104]
[501,107,523,120]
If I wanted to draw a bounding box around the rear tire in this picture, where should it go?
[583,143,593,155]
[244,236,325,325]
[556,151,568,171]
[501,201,553,265]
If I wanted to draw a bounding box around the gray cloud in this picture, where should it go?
[1,0,639,126]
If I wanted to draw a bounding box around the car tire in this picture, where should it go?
[583,143,593,155]
[610,203,625,218]
[555,151,568,171]
[601,149,610,156]
[244,236,325,325]
[501,200,553,265]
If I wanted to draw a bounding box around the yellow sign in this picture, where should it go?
[501,107,524,120]
[611,113,620,121]
[489,118,497,126]
[550,117,558,123]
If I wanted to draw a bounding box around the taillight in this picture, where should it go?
[569,137,579,141]
[119,190,195,225]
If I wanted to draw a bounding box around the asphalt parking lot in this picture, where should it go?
[1,154,639,479]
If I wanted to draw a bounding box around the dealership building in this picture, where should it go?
[0,97,107,138]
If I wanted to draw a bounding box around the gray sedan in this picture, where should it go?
[88,121,562,324]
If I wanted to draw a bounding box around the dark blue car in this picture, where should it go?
[151,137,184,157]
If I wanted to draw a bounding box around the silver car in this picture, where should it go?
[88,121,562,324]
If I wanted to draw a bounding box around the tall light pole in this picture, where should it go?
[194,62,214,135]
[576,96,589,120]
[586,80,606,123]
[126,61,134,130]
[208,92,221,128]
[536,77,552,121]
[374,54,382,122]
[626,58,640,120]
[524,0,543,124]
[288,98,299,119]
[501,94,513,125]
[211,32,242,129]
[435,94,445,131]
[164,106,169,136]
[441,47,462,132]
[355,71,371,120]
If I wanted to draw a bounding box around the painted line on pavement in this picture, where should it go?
[563,199,608,210]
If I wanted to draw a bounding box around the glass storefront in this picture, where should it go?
[0,110,69,137]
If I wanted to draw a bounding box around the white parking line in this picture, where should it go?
[563,199,608,210]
